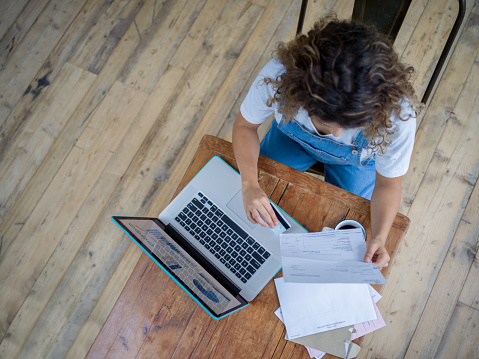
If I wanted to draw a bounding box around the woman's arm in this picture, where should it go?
[232,112,279,228]
[364,172,402,269]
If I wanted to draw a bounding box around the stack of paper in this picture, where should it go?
[275,229,387,358]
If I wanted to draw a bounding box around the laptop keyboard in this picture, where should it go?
[174,192,271,284]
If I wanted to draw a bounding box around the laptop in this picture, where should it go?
[112,156,306,319]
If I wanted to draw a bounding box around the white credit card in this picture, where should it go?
[264,202,290,237]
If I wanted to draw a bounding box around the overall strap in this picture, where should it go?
[352,130,370,149]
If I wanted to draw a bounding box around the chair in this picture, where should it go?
[297,0,466,176]
[296,0,466,104]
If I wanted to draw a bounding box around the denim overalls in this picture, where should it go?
[260,119,376,200]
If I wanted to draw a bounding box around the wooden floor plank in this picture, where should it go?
[418,0,475,111]
[118,0,207,93]
[0,7,150,264]
[0,81,148,343]
[404,70,479,357]
[435,302,479,359]
[401,0,461,98]
[0,0,49,70]
[0,0,117,158]
[69,0,145,74]
[394,0,429,57]
[399,8,479,214]
[249,0,271,8]
[0,0,88,140]
[168,0,228,70]
[459,247,479,311]
[299,0,354,32]
[25,231,136,359]
[0,63,96,241]
[0,170,129,359]
[0,0,29,41]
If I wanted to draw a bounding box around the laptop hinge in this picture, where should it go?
[165,224,241,297]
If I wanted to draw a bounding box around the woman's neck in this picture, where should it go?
[313,122,332,135]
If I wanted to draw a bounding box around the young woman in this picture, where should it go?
[232,15,417,270]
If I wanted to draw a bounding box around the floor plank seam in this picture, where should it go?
[457,300,479,312]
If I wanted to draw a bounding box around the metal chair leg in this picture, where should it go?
[296,0,308,35]
[421,0,466,104]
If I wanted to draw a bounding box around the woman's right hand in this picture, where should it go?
[241,182,279,228]
[232,112,278,228]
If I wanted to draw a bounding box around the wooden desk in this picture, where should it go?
[87,135,410,359]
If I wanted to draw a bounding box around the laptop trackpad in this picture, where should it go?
[226,190,256,229]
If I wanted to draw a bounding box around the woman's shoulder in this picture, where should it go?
[257,57,286,79]
[389,97,417,133]
[393,98,416,122]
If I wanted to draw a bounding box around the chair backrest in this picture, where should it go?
[351,0,412,42]
[295,0,412,41]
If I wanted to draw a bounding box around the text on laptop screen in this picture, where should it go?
[116,218,246,317]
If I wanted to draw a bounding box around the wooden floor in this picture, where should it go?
[0,0,478,358]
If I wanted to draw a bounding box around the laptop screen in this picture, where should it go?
[113,217,248,318]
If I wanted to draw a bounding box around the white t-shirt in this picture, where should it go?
[240,58,416,178]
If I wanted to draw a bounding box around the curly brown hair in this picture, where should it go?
[265,14,417,154]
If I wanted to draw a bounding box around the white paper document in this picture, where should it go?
[274,277,377,339]
[280,229,387,285]
[274,308,326,358]
[368,284,382,303]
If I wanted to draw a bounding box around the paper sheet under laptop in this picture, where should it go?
[280,229,387,285]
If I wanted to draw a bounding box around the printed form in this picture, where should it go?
[280,229,387,285]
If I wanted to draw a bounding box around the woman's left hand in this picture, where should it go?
[364,237,390,269]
